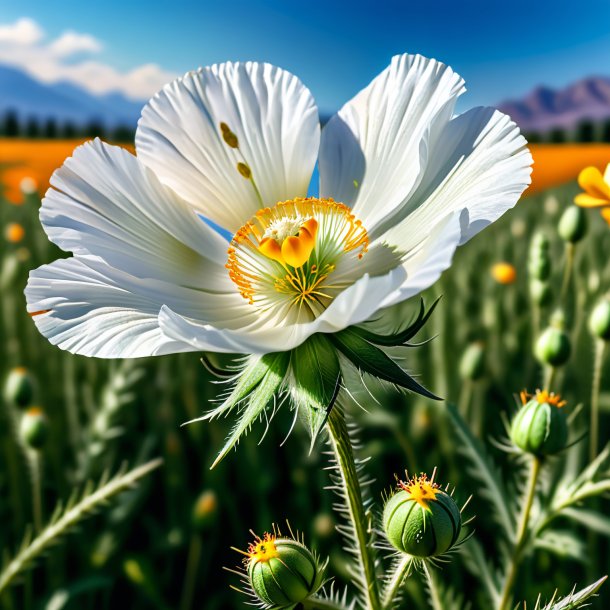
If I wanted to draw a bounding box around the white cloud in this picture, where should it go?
[49,31,103,58]
[0,17,177,100]
[0,17,43,45]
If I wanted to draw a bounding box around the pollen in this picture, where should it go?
[398,473,441,509]
[247,532,279,564]
[226,198,369,319]
[520,389,566,408]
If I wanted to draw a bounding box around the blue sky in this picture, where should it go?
[3,0,610,111]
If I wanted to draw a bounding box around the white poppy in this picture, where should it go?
[26,53,532,360]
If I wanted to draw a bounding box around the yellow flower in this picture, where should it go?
[491,262,516,285]
[574,164,610,225]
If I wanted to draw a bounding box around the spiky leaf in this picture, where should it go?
[210,351,289,468]
[330,328,438,399]
[539,576,607,610]
[290,335,341,450]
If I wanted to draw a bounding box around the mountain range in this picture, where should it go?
[497,76,610,133]
[3,63,610,135]
[0,63,144,128]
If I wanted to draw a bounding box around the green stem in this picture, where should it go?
[497,456,541,610]
[179,535,202,610]
[382,555,414,610]
[422,561,443,610]
[543,365,557,392]
[326,408,381,610]
[28,451,43,533]
[590,339,605,463]
[560,242,575,303]
[457,379,473,420]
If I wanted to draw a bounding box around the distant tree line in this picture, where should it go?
[0,109,135,143]
[525,117,610,144]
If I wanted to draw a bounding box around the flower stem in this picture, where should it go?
[326,408,381,610]
[382,555,413,610]
[543,365,556,392]
[497,456,542,610]
[590,339,606,463]
[422,561,443,610]
[560,242,575,303]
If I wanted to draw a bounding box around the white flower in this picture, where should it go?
[26,54,532,359]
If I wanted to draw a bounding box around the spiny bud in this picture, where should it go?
[510,390,568,456]
[558,206,587,243]
[3,367,36,407]
[19,407,49,449]
[528,232,551,281]
[535,326,571,366]
[459,342,485,381]
[589,299,610,341]
[383,472,462,557]
[191,490,218,531]
[244,531,325,607]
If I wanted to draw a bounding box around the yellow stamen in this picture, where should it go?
[398,473,440,509]
[247,532,279,564]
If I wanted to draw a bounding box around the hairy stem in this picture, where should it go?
[422,561,443,610]
[497,456,541,610]
[382,555,413,610]
[326,408,381,610]
[302,596,352,610]
[590,339,605,463]
[0,458,162,594]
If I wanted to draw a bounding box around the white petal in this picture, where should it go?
[382,107,532,251]
[319,53,465,235]
[26,257,256,358]
[380,210,464,309]
[26,258,195,358]
[42,139,232,289]
[136,62,320,233]
[158,266,407,355]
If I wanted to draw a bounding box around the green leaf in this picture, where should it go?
[535,530,586,562]
[354,296,441,347]
[290,335,341,450]
[210,351,289,469]
[540,576,607,610]
[191,354,274,422]
[330,328,439,399]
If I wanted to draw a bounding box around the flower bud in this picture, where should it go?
[589,299,610,341]
[535,327,571,366]
[246,532,324,606]
[529,279,552,307]
[19,407,49,449]
[191,490,218,531]
[558,206,587,243]
[4,367,36,407]
[383,473,461,557]
[459,342,485,381]
[528,232,551,281]
[510,390,568,456]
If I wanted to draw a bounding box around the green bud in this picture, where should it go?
[191,490,218,531]
[529,279,552,307]
[510,390,568,456]
[3,367,36,407]
[528,232,551,281]
[558,206,587,243]
[246,534,324,606]
[459,342,485,380]
[589,299,610,340]
[19,407,49,449]
[383,473,461,557]
[535,327,571,366]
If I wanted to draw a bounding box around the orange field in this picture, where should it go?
[1,138,610,204]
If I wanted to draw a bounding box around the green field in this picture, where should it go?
[1,178,609,609]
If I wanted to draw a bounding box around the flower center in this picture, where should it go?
[247,533,279,563]
[227,197,369,321]
[398,473,440,509]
